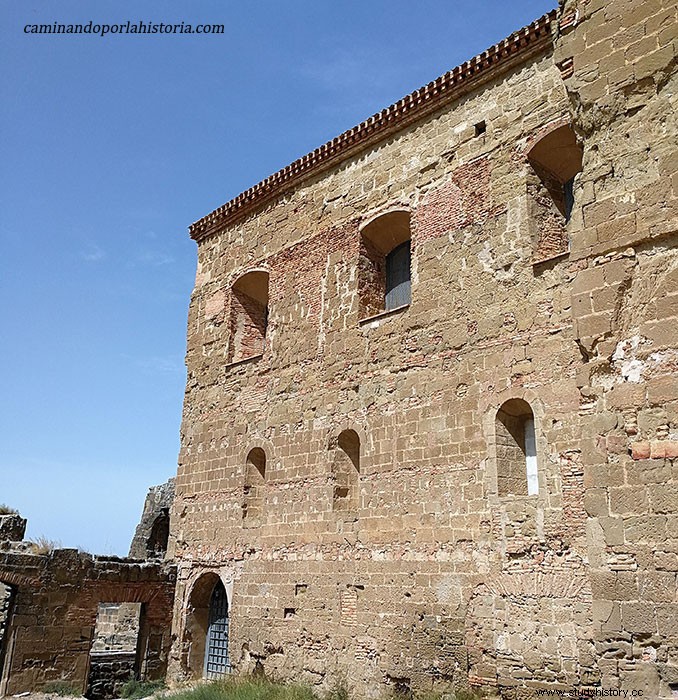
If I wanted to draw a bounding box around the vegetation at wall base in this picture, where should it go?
[43,680,81,696]
[121,679,167,699]
[163,679,488,700]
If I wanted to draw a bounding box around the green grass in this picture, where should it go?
[121,679,167,699]
[43,680,80,696]
[167,678,315,700]
[160,679,489,700]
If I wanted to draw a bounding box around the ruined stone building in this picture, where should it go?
[0,486,175,698]
[167,0,677,696]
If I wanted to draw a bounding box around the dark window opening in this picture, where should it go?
[564,177,575,222]
[385,241,411,310]
[358,210,412,318]
[474,120,486,136]
[526,124,583,260]
[146,510,169,559]
[243,448,266,528]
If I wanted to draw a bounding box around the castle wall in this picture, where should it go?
[169,2,677,697]
[552,1,678,697]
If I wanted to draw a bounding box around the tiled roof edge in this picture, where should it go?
[190,10,557,242]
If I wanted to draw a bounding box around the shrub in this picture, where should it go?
[28,535,61,555]
[43,680,80,696]
[0,504,18,515]
[120,678,166,699]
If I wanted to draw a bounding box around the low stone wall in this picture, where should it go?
[86,652,137,700]
[0,548,175,695]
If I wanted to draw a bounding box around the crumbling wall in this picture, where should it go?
[0,515,27,545]
[129,478,174,561]
[0,514,25,676]
[0,549,175,696]
[553,0,678,697]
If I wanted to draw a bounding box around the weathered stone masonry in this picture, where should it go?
[169,1,677,698]
[0,492,176,698]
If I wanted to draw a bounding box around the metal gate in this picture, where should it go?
[203,581,230,678]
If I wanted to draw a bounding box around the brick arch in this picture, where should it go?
[519,116,572,158]
[87,583,171,604]
[240,436,275,471]
[0,569,39,588]
[359,203,412,234]
[227,265,270,289]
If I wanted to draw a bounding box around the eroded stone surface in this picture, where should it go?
[168,1,677,697]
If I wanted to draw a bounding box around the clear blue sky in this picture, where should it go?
[1,0,556,556]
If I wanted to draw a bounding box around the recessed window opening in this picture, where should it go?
[359,210,411,317]
[495,399,538,497]
[243,448,266,527]
[332,429,360,514]
[527,124,583,223]
[229,271,269,363]
[474,120,486,136]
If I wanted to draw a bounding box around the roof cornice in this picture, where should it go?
[190,10,557,242]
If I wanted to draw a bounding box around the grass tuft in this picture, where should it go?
[28,535,61,554]
[0,504,18,515]
[43,680,80,696]
[168,678,316,700]
[121,679,167,699]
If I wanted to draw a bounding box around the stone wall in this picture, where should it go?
[168,2,676,698]
[129,479,174,561]
[552,0,678,697]
[0,549,175,695]
[0,515,27,545]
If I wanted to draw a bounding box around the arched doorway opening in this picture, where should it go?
[203,581,230,678]
[184,574,230,679]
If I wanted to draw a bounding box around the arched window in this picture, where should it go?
[242,448,266,527]
[495,399,538,497]
[359,210,412,317]
[228,270,269,363]
[332,429,360,514]
[527,124,583,260]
